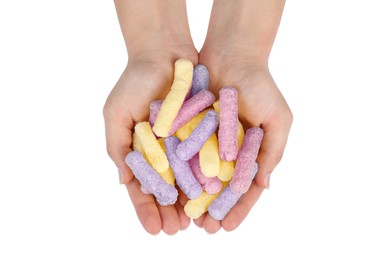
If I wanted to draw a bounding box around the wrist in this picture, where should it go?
[200,0,285,65]
[115,0,197,62]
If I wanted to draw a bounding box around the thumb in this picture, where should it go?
[103,105,134,184]
[255,113,292,189]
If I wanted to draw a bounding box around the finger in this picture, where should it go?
[175,203,191,231]
[193,213,206,228]
[222,182,264,231]
[157,204,181,235]
[256,112,292,188]
[202,214,222,234]
[103,106,134,184]
[178,188,189,207]
[125,180,162,235]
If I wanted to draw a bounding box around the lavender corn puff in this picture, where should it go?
[164,136,202,199]
[176,110,219,161]
[125,151,178,206]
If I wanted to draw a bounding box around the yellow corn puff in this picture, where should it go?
[153,59,193,137]
[184,182,228,219]
[218,161,235,182]
[157,138,176,185]
[199,133,220,177]
[175,110,209,141]
[134,122,169,173]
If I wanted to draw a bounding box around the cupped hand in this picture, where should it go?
[195,51,293,233]
[103,51,198,235]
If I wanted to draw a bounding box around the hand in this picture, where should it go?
[194,48,293,233]
[103,49,198,235]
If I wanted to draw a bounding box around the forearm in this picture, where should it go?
[114,0,195,59]
[202,0,285,64]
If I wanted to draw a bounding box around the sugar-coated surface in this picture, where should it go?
[164,136,202,199]
[230,127,264,193]
[191,64,209,97]
[208,163,258,220]
[184,182,227,219]
[218,160,235,181]
[175,110,208,141]
[169,90,215,135]
[153,59,193,137]
[218,87,239,161]
[134,122,169,174]
[149,100,163,127]
[125,151,178,206]
[189,153,222,194]
[176,110,219,161]
[213,100,245,150]
[208,185,242,221]
[132,133,151,194]
[156,138,176,185]
[199,133,220,177]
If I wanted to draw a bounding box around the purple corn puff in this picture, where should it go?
[230,127,264,193]
[176,110,219,161]
[218,87,239,161]
[125,151,178,206]
[191,64,209,97]
[208,186,241,221]
[169,90,216,135]
[164,136,202,199]
[189,153,222,194]
[208,163,258,220]
[149,100,163,127]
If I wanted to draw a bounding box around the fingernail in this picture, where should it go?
[118,169,124,184]
[264,173,271,189]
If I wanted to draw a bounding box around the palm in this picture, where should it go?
[193,57,292,232]
[104,56,196,234]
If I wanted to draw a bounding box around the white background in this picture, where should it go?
[1,0,389,259]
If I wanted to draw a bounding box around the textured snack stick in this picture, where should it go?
[149,100,163,127]
[184,182,228,219]
[134,122,169,174]
[218,161,235,182]
[214,100,243,181]
[132,132,151,193]
[191,64,209,97]
[175,110,209,141]
[176,110,219,161]
[169,90,215,135]
[199,133,220,177]
[218,87,239,161]
[208,186,241,221]
[230,127,264,193]
[125,151,178,206]
[208,163,258,220]
[156,138,176,185]
[189,153,222,194]
[237,122,245,149]
[153,59,193,137]
[164,136,202,199]
[132,133,146,159]
[212,100,220,112]
[148,91,215,135]
[133,133,175,186]
[213,100,245,149]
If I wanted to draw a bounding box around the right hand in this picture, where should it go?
[103,50,198,235]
